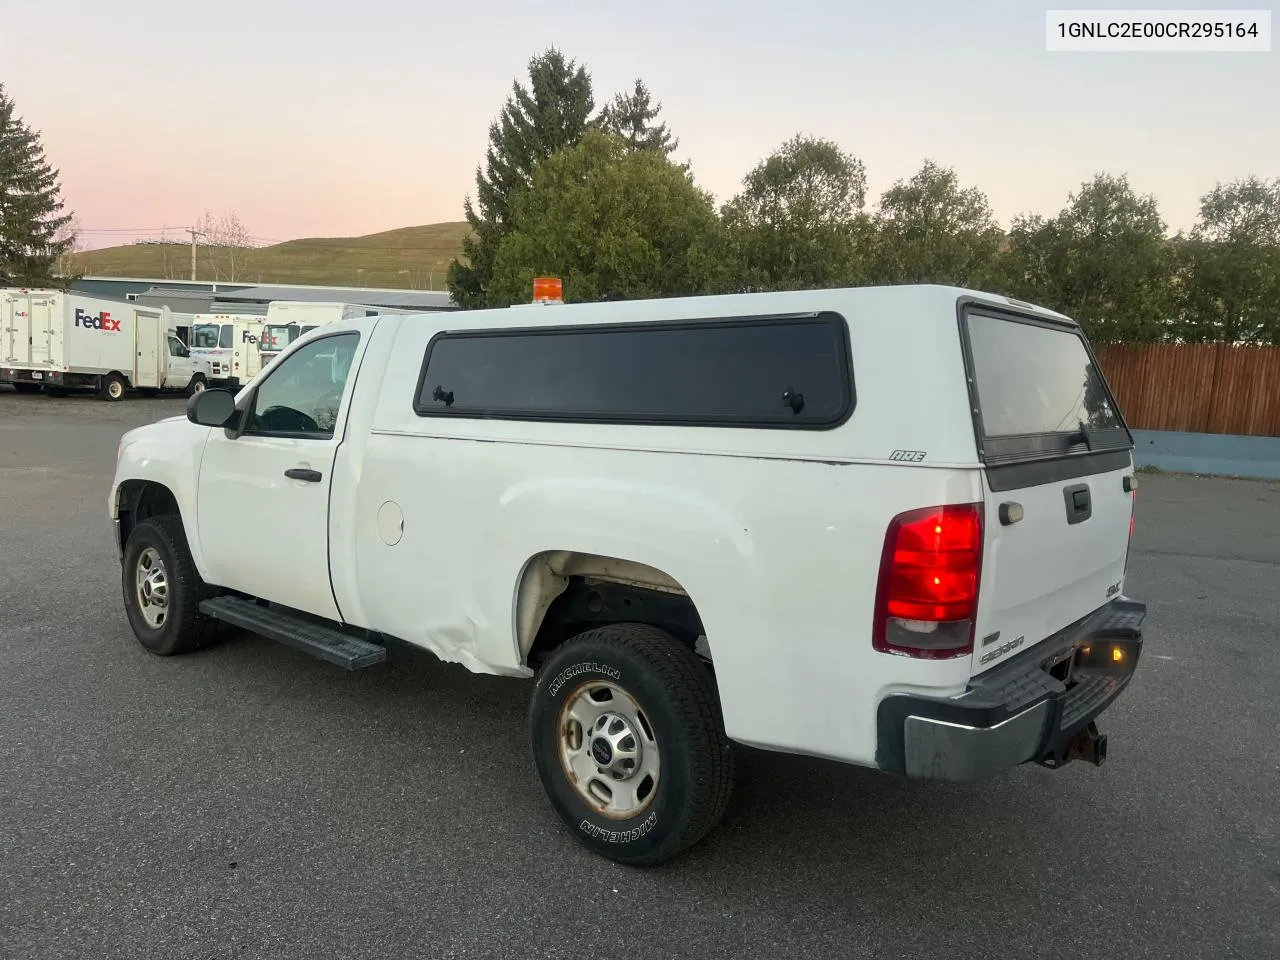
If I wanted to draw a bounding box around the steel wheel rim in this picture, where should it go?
[135,547,170,629]
[108,380,123,399]
[191,379,205,393]
[557,679,660,820]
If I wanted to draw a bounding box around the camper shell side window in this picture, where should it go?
[412,312,855,430]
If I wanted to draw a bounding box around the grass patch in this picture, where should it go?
[68,221,471,290]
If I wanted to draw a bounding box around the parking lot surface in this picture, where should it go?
[1,388,1277,960]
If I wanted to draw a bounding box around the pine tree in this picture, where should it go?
[448,48,594,308]
[486,130,720,307]
[596,79,678,156]
[0,84,73,287]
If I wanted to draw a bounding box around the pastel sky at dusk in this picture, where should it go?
[3,0,1276,248]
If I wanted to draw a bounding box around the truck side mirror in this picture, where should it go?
[187,389,237,428]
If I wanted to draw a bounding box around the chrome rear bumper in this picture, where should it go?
[877,598,1146,782]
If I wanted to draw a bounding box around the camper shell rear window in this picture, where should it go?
[959,303,1132,464]
[413,312,854,429]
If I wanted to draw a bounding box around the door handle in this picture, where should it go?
[1063,483,1092,524]
[285,468,322,482]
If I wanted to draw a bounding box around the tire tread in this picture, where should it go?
[124,515,218,655]
[535,623,734,865]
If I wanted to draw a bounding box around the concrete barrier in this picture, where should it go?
[1131,429,1280,480]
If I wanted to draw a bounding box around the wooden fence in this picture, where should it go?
[1093,342,1280,437]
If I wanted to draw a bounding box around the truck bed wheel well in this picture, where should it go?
[117,480,180,548]
[526,576,706,669]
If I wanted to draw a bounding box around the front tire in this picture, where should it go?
[121,515,218,656]
[185,374,207,397]
[529,623,734,866]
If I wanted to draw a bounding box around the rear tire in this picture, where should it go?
[10,382,41,394]
[121,515,219,656]
[100,373,127,401]
[529,623,734,866]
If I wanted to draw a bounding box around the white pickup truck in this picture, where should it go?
[109,283,1146,865]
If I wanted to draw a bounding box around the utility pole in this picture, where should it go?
[186,227,203,280]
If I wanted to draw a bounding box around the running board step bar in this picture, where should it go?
[199,596,386,670]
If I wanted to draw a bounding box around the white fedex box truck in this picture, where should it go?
[257,301,412,367]
[188,313,269,389]
[0,289,211,401]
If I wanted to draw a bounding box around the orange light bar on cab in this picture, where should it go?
[532,277,563,303]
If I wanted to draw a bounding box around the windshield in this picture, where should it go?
[191,324,224,349]
[260,324,298,354]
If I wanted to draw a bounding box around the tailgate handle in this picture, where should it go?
[1063,483,1092,524]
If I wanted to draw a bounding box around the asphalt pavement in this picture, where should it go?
[1,387,1277,960]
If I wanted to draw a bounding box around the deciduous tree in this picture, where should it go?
[1174,176,1280,344]
[869,159,1003,289]
[1003,174,1172,342]
[195,209,253,281]
[722,135,868,291]
[54,215,83,280]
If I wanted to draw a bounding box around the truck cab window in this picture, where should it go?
[219,324,234,348]
[192,324,221,349]
[259,324,297,353]
[245,333,359,437]
[167,337,189,358]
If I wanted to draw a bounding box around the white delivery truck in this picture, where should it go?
[188,313,269,390]
[257,301,411,368]
[1,289,211,400]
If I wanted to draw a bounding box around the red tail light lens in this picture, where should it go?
[873,503,984,659]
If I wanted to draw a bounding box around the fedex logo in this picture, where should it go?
[75,308,122,332]
[241,330,259,344]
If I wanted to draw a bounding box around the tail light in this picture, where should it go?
[873,503,984,660]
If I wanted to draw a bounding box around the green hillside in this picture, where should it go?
[68,221,471,290]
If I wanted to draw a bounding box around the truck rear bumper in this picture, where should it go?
[3,368,97,389]
[4,367,54,382]
[876,598,1146,782]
